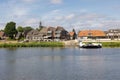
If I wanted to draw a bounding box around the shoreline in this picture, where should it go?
[0,42,64,48]
[62,40,120,48]
[0,40,120,48]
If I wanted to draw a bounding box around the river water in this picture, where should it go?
[0,47,120,80]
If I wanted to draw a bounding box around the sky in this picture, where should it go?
[0,0,120,31]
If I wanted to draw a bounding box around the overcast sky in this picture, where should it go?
[0,0,120,31]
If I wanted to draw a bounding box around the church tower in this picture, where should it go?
[39,21,42,29]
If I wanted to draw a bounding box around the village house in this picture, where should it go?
[25,26,70,41]
[54,26,69,41]
[39,27,48,41]
[69,32,74,40]
[69,32,77,40]
[46,27,56,41]
[15,32,23,40]
[26,30,41,41]
[0,31,5,40]
[105,29,120,40]
[78,30,106,40]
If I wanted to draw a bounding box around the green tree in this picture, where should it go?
[23,26,33,37]
[23,26,33,32]
[4,21,17,39]
[0,29,4,32]
[17,26,24,32]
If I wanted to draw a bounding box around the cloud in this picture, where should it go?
[65,14,75,20]
[41,10,120,32]
[22,0,36,3]
[12,7,29,18]
[0,23,6,30]
[52,9,61,13]
[54,16,63,20]
[0,0,120,31]
[80,9,88,13]
[25,19,38,24]
[21,18,39,27]
[50,0,62,4]
[72,15,120,31]
[42,9,62,20]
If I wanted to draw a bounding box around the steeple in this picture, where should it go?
[39,21,42,29]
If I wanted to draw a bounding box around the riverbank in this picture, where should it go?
[101,42,120,47]
[62,40,120,47]
[0,42,64,48]
[0,40,120,48]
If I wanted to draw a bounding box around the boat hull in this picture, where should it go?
[81,45,102,48]
[79,42,102,49]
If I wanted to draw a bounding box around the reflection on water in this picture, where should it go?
[0,48,120,80]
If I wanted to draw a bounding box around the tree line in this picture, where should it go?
[4,21,33,40]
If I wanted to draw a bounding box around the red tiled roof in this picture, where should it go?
[78,30,106,37]
[69,32,74,36]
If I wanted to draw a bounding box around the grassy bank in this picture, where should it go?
[0,42,65,48]
[101,42,120,47]
[83,42,120,47]
[0,41,120,48]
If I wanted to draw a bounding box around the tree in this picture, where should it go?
[36,28,40,31]
[17,26,24,32]
[23,26,33,32]
[4,21,17,39]
[0,29,4,32]
[23,26,33,37]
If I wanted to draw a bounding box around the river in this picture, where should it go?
[0,47,120,80]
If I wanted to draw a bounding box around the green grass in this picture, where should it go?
[0,41,120,48]
[0,42,65,48]
[101,42,120,47]
[83,42,120,47]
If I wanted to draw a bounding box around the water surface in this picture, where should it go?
[0,47,120,80]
